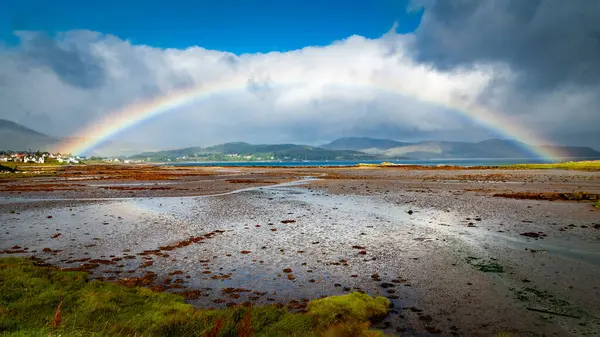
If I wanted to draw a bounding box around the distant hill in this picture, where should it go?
[535,145,600,159]
[0,119,62,152]
[322,137,600,159]
[3,118,598,160]
[379,140,536,159]
[0,119,144,156]
[321,137,410,151]
[131,142,383,161]
[133,139,600,161]
[0,119,48,137]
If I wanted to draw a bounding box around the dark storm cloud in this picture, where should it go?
[13,31,107,89]
[412,0,600,90]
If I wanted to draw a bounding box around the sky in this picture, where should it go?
[1,0,422,52]
[0,0,599,153]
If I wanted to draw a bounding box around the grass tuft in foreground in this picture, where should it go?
[308,292,389,329]
[0,164,17,173]
[0,257,390,336]
[504,160,600,171]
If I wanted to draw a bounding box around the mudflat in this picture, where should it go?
[1,164,599,336]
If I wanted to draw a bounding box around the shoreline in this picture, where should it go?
[1,164,599,335]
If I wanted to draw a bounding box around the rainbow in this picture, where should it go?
[57,76,562,160]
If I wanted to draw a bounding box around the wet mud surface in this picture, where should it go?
[1,166,600,336]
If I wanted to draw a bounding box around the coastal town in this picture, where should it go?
[0,150,299,166]
[0,151,142,165]
[0,151,83,164]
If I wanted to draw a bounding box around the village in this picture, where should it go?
[0,151,145,165]
[0,151,84,164]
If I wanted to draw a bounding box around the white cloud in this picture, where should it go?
[0,28,597,153]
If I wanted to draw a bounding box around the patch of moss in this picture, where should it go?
[466,257,504,273]
[307,292,390,328]
[322,322,386,337]
[504,160,600,171]
[0,257,389,336]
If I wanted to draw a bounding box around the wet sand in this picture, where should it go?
[1,165,599,336]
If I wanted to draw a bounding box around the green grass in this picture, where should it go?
[0,162,52,170]
[595,200,600,209]
[0,164,17,173]
[0,161,82,170]
[308,292,389,330]
[79,160,106,164]
[0,162,68,178]
[0,257,390,336]
[504,160,600,171]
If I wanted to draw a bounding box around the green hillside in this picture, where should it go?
[131,142,384,161]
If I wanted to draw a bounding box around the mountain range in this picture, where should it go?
[321,137,600,160]
[1,119,599,160]
[133,137,600,161]
[130,142,381,161]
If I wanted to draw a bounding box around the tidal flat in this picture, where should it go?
[1,164,599,336]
